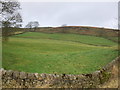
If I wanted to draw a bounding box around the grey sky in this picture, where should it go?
[20,2,118,29]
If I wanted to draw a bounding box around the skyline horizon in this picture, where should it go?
[21,25,118,30]
[20,2,118,29]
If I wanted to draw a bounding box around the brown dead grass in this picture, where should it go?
[99,63,118,88]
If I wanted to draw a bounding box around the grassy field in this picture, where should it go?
[14,32,117,46]
[2,32,118,74]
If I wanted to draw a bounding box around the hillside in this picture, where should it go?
[2,32,118,74]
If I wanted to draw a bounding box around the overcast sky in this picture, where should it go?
[20,1,118,29]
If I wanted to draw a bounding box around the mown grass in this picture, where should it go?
[2,32,118,74]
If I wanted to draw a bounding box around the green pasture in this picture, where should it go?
[2,32,118,74]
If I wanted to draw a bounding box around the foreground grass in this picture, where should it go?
[2,32,118,74]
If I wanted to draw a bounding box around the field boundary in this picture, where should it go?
[1,57,119,88]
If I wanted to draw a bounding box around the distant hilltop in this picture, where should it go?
[3,26,119,42]
[51,26,118,31]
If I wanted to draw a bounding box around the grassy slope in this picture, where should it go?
[14,32,117,46]
[2,32,118,74]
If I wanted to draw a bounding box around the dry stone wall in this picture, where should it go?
[1,57,119,88]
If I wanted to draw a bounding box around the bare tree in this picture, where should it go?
[25,21,39,31]
[1,0,22,41]
[61,24,67,27]
[61,24,67,33]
